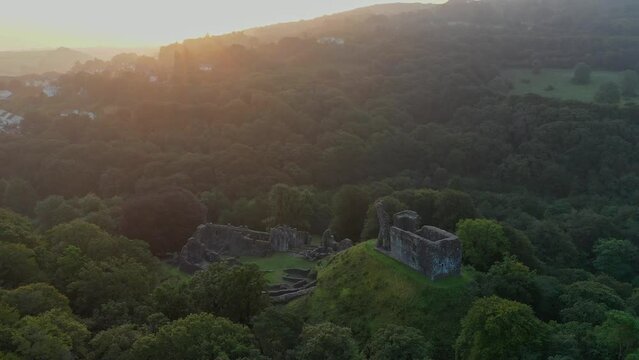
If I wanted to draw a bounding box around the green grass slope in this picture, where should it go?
[503,68,629,103]
[289,240,474,359]
[239,253,315,283]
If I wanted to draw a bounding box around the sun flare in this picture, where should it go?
[0,0,440,50]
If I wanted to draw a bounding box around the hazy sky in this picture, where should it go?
[0,1,440,51]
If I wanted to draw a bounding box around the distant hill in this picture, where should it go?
[289,241,474,359]
[78,47,159,61]
[244,2,436,43]
[158,2,437,67]
[0,47,92,76]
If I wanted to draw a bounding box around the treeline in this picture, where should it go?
[4,95,639,262]
[0,178,476,255]
[3,201,639,359]
[454,217,639,359]
[0,208,435,359]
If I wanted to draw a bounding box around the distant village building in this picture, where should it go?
[317,37,345,45]
[0,109,24,132]
[148,75,159,83]
[60,110,97,120]
[199,64,214,72]
[446,21,472,27]
[86,69,105,75]
[0,90,13,100]
[25,80,47,87]
[42,84,60,97]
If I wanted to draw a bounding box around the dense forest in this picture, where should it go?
[2,0,639,359]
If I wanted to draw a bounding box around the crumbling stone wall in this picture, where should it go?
[270,225,311,252]
[377,202,462,281]
[375,201,391,250]
[178,223,311,271]
[177,224,272,271]
[416,226,450,241]
[393,210,421,233]
[322,229,336,249]
[189,224,271,257]
[389,226,462,280]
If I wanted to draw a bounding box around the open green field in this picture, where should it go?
[502,68,628,103]
[289,240,474,358]
[238,253,315,283]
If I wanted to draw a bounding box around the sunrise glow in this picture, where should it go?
[0,0,441,50]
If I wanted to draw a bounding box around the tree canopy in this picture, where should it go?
[455,296,547,360]
[456,219,509,272]
[572,63,592,84]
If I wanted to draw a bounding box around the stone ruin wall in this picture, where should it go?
[376,202,462,281]
[177,223,311,272]
[192,224,272,257]
[270,226,311,252]
[389,226,462,281]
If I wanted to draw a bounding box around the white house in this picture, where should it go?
[60,110,97,120]
[0,90,13,100]
[42,84,60,97]
[26,80,47,87]
[317,37,345,46]
[0,109,24,132]
[199,64,214,72]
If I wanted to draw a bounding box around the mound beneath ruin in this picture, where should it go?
[288,240,474,359]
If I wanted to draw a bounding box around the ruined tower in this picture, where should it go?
[376,201,462,281]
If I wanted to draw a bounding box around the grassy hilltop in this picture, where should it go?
[290,241,474,358]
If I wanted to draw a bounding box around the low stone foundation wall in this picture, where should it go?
[178,223,312,272]
[193,224,272,257]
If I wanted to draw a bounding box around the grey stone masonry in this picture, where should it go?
[377,202,462,281]
[178,223,311,272]
[393,210,421,233]
[375,200,391,250]
[270,225,311,252]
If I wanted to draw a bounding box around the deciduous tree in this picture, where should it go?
[595,310,639,359]
[120,188,206,255]
[365,324,432,360]
[456,219,508,272]
[190,262,269,324]
[2,283,71,316]
[2,178,37,216]
[593,239,639,282]
[330,185,369,241]
[621,70,639,97]
[0,242,42,289]
[295,322,361,360]
[253,307,304,360]
[595,82,621,104]
[455,296,546,360]
[266,184,313,230]
[132,313,262,360]
[572,62,592,84]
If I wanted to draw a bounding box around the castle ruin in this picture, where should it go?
[376,201,462,281]
[178,223,311,272]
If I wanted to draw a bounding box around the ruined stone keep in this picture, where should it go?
[376,201,462,280]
